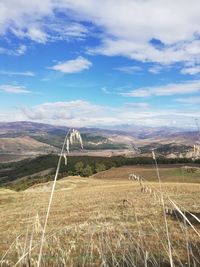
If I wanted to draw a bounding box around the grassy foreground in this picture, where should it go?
[0,165,200,266]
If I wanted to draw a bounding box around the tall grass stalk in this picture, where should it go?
[37,129,71,267]
[0,233,24,264]
[152,150,174,267]
[168,198,200,238]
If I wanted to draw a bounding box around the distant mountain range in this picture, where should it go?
[0,121,199,162]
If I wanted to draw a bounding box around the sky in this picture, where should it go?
[0,0,200,129]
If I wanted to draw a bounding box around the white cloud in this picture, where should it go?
[7,99,197,129]
[176,96,200,105]
[1,0,200,71]
[0,1,88,45]
[47,22,88,41]
[26,27,48,43]
[20,100,118,127]
[0,111,27,122]
[0,44,27,56]
[148,65,163,74]
[58,0,200,66]
[181,66,200,75]
[10,22,88,44]
[0,84,31,94]
[60,1,200,43]
[121,80,200,97]
[116,66,142,74]
[16,44,27,55]
[49,56,92,73]
[0,70,35,76]
[88,38,200,65]
[1,0,200,67]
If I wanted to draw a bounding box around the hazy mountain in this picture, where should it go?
[0,121,199,162]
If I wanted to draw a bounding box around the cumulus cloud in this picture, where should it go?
[60,0,200,66]
[0,100,192,129]
[1,0,200,67]
[49,56,92,73]
[0,84,31,94]
[121,80,200,97]
[19,100,119,127]
[60,1,200,42]
[0,1,88,45]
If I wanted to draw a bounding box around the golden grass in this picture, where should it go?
[0,166,200,266]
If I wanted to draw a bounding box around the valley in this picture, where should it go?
[0,121,199,162]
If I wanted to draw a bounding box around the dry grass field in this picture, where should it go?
[0,165,200,266]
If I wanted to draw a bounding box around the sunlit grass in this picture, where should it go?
[0,165,200,266]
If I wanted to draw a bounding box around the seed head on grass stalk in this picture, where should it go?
[37,128,83,267]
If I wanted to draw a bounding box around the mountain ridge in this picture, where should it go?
[0,121,199,162]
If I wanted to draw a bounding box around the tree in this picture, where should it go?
[95,163,106,173]
[82,164,93,177]
[74,161,84,175]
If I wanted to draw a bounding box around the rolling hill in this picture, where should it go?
[0,121,199,162]
[1,165,200,266]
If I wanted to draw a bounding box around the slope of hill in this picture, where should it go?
[0,136,56,153]
[0,154,199,191]
[1,166,200,266]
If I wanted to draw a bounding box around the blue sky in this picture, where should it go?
[0,0,200,128]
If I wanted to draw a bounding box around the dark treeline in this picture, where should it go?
[0,154,199,191]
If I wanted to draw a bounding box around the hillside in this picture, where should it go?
[1,166,200,266]
[0,136,56,153]
[0,154,199,191]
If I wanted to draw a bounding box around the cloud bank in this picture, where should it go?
[0,100,198,129]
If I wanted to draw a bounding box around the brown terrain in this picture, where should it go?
[0,165,200,266]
